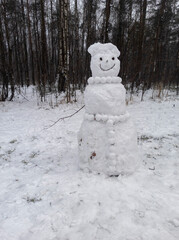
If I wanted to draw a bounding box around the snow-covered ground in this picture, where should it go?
[0,88,179,240]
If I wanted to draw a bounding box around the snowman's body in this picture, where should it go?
[78,43,139,175]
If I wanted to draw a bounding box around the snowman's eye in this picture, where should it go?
[100,57,103,61]
[112,57,115,60]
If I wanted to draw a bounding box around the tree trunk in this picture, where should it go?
[104,0,111,43]
[27,0,35,85]
[57,0,70,101]
[2,0,14,101]
[0,7,8,101]
[40,0,49,99]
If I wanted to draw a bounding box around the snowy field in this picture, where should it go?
[0,88,179,240]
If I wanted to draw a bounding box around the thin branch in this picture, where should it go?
[45,105,85,129]
[15,87,29,101]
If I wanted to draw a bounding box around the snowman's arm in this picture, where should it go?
[45,105,85,129]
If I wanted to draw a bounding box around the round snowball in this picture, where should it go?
[107,119,114,126]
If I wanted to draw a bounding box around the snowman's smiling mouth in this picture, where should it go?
[100,64,115,71]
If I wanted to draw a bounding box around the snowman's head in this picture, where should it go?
[88,43,120,77]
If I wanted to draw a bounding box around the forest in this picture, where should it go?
[1,1,179,239]
[0,0,179,102]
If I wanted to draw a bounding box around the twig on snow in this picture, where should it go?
[15,87,29,101]
[45,105,85,129]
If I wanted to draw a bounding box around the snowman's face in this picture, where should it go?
[90,53,120,77]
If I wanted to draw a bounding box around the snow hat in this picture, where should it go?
[88,42,120,57]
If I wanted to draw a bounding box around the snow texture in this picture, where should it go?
[84,82,126,116]
[78,117,139,175]
[88,76,122,85]
[78,43,139,175]
[0,87,179,240]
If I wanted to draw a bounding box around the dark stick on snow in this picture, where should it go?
[46,105,85,129]
[15,87,29,101]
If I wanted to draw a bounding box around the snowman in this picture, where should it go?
[78,43,139,175]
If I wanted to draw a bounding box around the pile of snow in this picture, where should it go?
[0,88,179,240]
